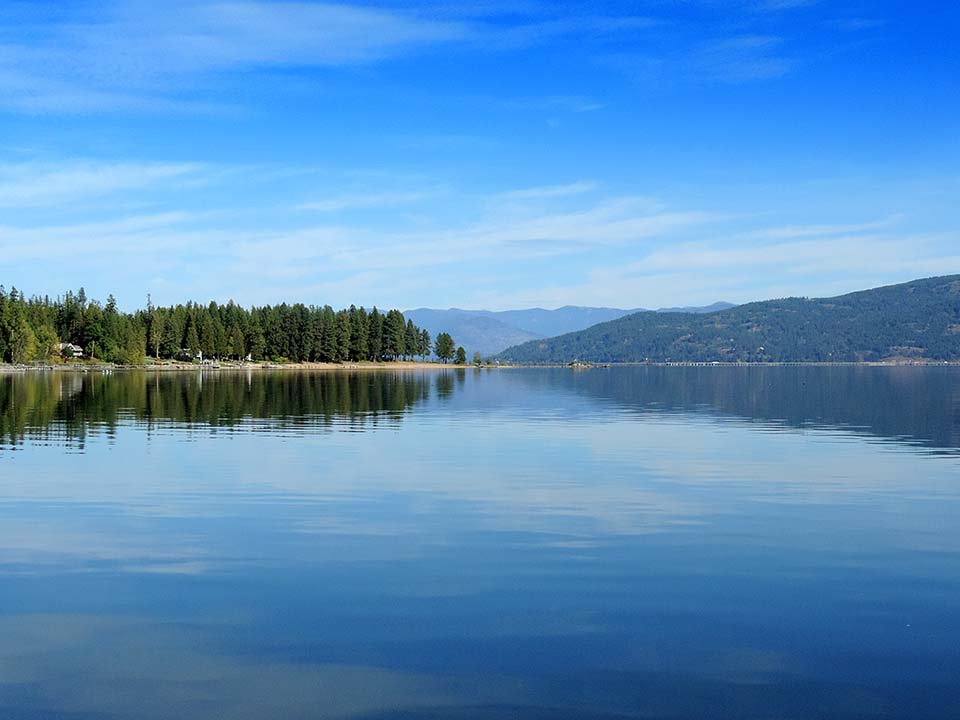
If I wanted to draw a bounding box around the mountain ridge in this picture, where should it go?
[498,276,960,363]
[405,302,734,357]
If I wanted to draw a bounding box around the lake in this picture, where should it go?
[1,366,958,719]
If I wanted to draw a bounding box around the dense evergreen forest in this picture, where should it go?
[500,275,960,363]
[0,285,462,365]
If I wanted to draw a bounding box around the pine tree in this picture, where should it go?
[149,310,165,359]
[383,310,406,359]
[434,333,455,363]
[84,304,105,359]
[320,306,337,362]
[368,308,383,361]
[335,310,351,361]
[228,325,246,359]
[183,315,200,356]
[420,329,431,360]
[246,317,266,360]
[349,305,369,361]
[161,312,183,358]
[405,320,419,361]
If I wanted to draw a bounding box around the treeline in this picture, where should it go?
[0,286,465,365]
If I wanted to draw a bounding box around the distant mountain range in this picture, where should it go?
[498,275,960,364]
[654,301,737,314]
[402,309,541,358]
[405,302,735,357]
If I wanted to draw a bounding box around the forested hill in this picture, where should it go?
[499,275,960,364]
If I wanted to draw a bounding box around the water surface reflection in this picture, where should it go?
[1,367,958,719]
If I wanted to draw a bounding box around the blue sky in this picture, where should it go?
[0,0,957,310]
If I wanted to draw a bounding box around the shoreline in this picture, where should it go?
[0,360,482,374]
[2,359,960,374]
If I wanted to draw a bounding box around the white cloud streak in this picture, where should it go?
[692,35,795,83]
[497,181,597,200]
[0,0,831,113]
[0,1,468,111]
[1,155,955,310]
[0,161,207,207]
[297,190,439,212]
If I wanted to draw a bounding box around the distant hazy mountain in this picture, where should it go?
[403,309,541,357]
[406,303,736,357]
[499,275,960,364]
[655,301,735,314]
[473,306,641,338]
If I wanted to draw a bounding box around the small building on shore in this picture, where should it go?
[55,343,84,359]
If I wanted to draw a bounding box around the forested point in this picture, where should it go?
[0,286,463,365]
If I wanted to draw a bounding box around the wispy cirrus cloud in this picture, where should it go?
[3,196,957,311]
[497,181,597,200]
[0,1,666,115]
[741,216,903,240]
[0,175,718,304]
[603,33,797,86]
[693,35,796,83]
[523,221,960,309]
[297,190,440,213]
[1,150,953,311]
[827,18,887,32]
[0,1,469,112]
[636,234,954,273]
[0,212,215,262]
[494,94,606,113]
[0,0,831,114]
[227,198,718,282]
[648,214,956,275]
[688,0,819,11]
[750,0,820,11]
[0,160,208,207]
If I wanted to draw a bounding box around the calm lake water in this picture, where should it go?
[1,366,958,719]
